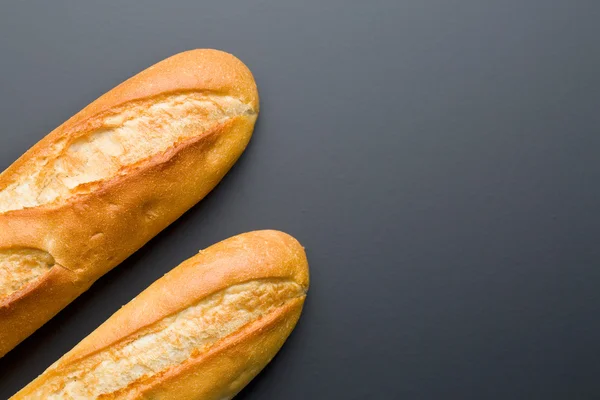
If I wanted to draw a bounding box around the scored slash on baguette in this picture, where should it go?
[13,230,310,400]
[0,49,259,357]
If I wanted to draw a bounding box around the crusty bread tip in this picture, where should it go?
[12,230,309,400]
[0,49,259,357]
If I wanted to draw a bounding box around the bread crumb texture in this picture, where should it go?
[33,279,304,399]
[0,249,54,299]
[0,93,253,213]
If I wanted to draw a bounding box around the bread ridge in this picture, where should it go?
[12,230,310,400]
[0,49,259,357]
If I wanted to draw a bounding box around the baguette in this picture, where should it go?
[12,230,309,400]
[0,49,259,357]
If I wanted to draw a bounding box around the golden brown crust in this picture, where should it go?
[13,230,309,400]
[126,298,305,400]
[0,49,259,357]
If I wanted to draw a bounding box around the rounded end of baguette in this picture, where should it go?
[169,49,260,112]
[243,229,309,291]
[125,48,259,111]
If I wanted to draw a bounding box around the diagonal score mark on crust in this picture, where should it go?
[31,279,304,399]
[0,93,255,213]
[0,248,55,300]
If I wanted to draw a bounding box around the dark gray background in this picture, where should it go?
[0,1,599,398]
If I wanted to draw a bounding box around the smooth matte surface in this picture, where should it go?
[0,1,599,398]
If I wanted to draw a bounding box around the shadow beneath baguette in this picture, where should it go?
[0,117,264,397]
